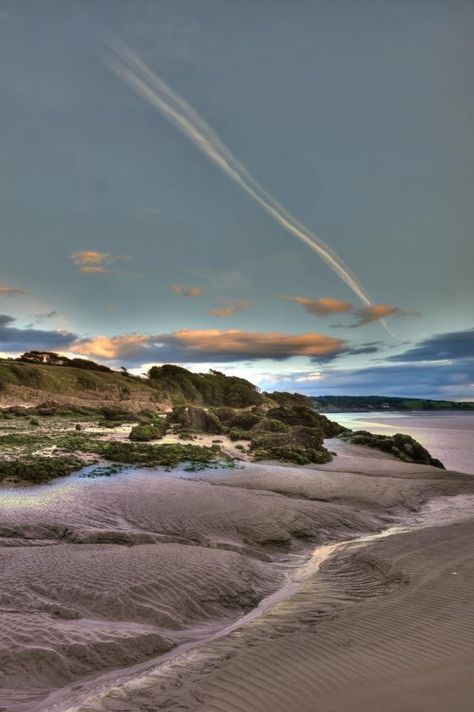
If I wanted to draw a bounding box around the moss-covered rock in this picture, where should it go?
[0,455,83,484]
[317,414,348,437]
[340,430,445,468]
[250,417,289,434]
[266,405,321,427]
[167,406,222,434]
[225,411,262,430]
[250,425,330,465]
[252,445,331,465]
[99,441,232,470]
[129,418,167,442]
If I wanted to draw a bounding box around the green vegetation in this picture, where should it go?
[0,354,274,412]
[0,455,83,484]
[148,365,263,407]
[97,441,232,470]
[312,395,474,412]
[129,417,167,442]
[0,358,156,411]
[265,391,314,408]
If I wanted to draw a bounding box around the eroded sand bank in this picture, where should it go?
[1,440,473,712]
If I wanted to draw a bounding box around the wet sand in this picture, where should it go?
[1,440,473,712]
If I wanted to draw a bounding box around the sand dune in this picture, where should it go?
[1,441,473,711]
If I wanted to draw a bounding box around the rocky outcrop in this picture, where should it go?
[166,406,223,434]
[340,430,445,469]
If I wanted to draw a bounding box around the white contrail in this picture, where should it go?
[106,43,393,336]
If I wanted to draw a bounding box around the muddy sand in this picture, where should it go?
[1,440,473,712]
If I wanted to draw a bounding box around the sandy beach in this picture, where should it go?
[1,440,473,712]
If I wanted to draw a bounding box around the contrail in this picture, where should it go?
[106,43,393,336]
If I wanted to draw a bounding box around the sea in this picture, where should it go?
[328,411,474,475]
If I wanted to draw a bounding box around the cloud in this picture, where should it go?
[284,295,418,328]
[209,300,250,317]
[295,371,321,383]
[349,304,419,327]
[70,334,150,360]
[70,250,125,274]
[0,315,372,368]
[80,265,107,274]
[70,328,349,364]
[0,315,76,353]
[387,328,474,363]
[283,295,353,315]
[34,311,58,320]
[0,285,27,296]
[170,285,203,297]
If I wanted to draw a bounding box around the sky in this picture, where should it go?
[0,0,473,398]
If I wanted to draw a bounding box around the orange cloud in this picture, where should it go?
[70,334,150,360]
[351,304,419,327]
[283,295,353,315]
[69,328,347,362]
[170,285,203,297]
[170,329,346,358]
[284,295,418,329]
[70,250,125,274]
[0,285,27,296]
[209,300,250,317]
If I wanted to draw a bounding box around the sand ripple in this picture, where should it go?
[1,445,473,712]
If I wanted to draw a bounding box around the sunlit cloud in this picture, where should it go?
[209,300,250,317]
[0,285,27,296]
[284,295,418,328]
[70,334,150,360]
[169,329,345,359]
[70,250,126,274]
[106,43,393,336]
[170,285,203,297]
[70,328,348,363]
[349,304,419,327]
[283,295,352,315]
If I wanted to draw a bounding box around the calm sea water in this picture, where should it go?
[329,411,474,475]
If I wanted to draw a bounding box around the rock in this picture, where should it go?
[250,425,331,465]
[167,406,222,435]
[340,430,445,468]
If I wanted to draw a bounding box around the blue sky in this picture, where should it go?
[0,1,473,398]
